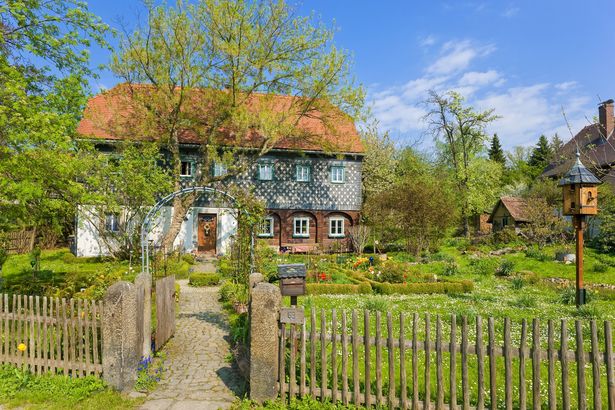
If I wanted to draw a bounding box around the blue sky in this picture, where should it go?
[87,1,615,150]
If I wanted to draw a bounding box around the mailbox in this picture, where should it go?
[278,263,306,297]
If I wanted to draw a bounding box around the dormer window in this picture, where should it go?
[180,161,193,177]
[213,162,227,177]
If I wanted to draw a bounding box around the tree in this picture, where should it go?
[424,90,498,237]
[529,135,553,169]
[0,1,108,239]
[592,185,615,254]
[488,134,506,165]
[109,0,364,249]
[466,158,502,216]
[550,133,564,160]
[360,121,398,203]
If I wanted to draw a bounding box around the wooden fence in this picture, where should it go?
[278,309,615,410]
[2,229,36,254]
[154,275,175,350]
[0,293,103,376]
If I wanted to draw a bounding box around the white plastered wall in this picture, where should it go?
[76,205,238,257]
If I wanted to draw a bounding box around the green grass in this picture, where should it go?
[0,365,142,409]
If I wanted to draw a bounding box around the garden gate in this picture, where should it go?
[154,275,175,350]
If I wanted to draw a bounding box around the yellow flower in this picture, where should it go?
[17,343,26,352]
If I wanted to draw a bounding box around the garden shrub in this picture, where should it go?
[593,263,609,273]
[441,259,459,276]
[559,286,595,305]
[495,260,515,277]
[60,252,77,264]
[518,270,539,284]
[524,246,550,261]
[469,257,497,276]
[181,253,196,265]
[363,296,390,312]
[189,273,220,287]
[373,282,467,295]
[306,283,359,295]
[512,294,537,308]
[357,282,373,294]
[378,260,406,283]
[493,227,522,246]
[511,277,524,289]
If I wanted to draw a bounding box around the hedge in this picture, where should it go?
[188,273,221,287]
[306,283,359,295]
[373,281,470,295]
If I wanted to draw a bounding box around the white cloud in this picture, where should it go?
[427,40,496,75]
[419,35,437,48]
[368,39,593,150]
[502,6,519,18]
[459,70,501,86]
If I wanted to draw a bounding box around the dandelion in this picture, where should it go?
[17,343,26,352]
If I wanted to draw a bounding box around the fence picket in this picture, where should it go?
[0,295,4,362]
[77,298,84,377]
[548,319,556,410]
[35,296,41,374]
[488,317,496,410]
[577,320,587,410]
[321,310,328,398]
[400,312,407,410]
[461,316,469,410]
[591,320,602,410]
[84,300,92,376]
[605,321,614,410]
[436,316,444,410]
[289,323,296,400]
[504,317,512,410]
[532,319,541,410]
[70,298,77,377]
[450,315,457,410]
[476,316,485,410]
[425,313,431,410]
[561,319,570,410]
[376,311,383,406]
[341,311,349,406]
[300,321,306,397]
[3,294,8,361]
[352,310,359,405]
[412,313,419,410]
[42,297,48,373]
[519,319,527,410]
[331,310,337,403]
[387,311,395,409]
[279,322,286,401]
[364,310,371,407]
[310,308,316,398]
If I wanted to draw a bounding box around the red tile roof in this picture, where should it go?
[77,84,364,154]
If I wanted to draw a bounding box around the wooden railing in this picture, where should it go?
[0,293,103,376]
[278,309,615,409]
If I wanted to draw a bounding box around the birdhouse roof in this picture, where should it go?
[558,152,602,186]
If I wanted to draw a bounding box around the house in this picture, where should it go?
[487,196,530,232]
[74,85,364,257]
[542,99,615,187]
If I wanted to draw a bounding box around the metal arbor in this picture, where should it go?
[140,186,255,277]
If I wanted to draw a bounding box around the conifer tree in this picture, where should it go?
[488,134,506,165]
[528,135,552,168]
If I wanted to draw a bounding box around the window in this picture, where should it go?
[180,161,193,177]
[213,162,227,177]
[105,213,120,232]
[296,165,310,182]
[258,163,273,181]
[293,217,310,238]
[258,217,274,237]
[502,216,509,226]
[330,166,345,183]
[329,217,345,237]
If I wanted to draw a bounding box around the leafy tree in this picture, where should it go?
[466,158,502,216]
[424,90,498,237]
[593,185,615,254]
[529,135,553,169]
[550,133,564,161]
[488,134,506,165]
[360,121,397,202]
[0,1,108,239]
[109,0,364,249]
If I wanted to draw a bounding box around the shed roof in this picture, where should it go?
[487,196,531,223]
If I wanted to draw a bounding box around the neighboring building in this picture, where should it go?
[487,196,530,232]
[471,212,492,235]
[74,85,364,257]
[542,99,615,187]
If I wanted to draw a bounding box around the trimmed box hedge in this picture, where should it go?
[189,273,221,287]
[306,283,359,295]
[373,281,471,295]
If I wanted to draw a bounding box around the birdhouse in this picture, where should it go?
[278,263,306,297]
[558,151,602,216]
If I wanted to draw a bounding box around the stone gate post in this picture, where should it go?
[102,281,140,391]
[249,280,281,403]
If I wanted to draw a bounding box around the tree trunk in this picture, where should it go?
[161,193,194,251]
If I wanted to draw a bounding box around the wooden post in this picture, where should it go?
[575,215,586,307]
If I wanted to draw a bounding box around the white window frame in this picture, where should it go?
[330,166,345,183]
[105,213,120,233]
[258,217,274,237]
[329,217,345,238]
[293,217,310,238]
[258,163,273,181]
[296,165,310,182]
[180,161,193,177]
[213,162,227,177]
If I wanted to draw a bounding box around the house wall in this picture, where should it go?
[490,204,517,232]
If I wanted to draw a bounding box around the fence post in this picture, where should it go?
[102,281,140,391]
[134,273,148,358]
[249,281,281,403]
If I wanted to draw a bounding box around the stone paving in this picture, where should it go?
[140,277,245,410]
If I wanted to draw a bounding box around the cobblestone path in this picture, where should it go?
[141,279,245,410]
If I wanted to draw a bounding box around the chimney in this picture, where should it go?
[598,99,614,139]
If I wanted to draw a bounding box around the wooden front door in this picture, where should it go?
[197,213,217,254]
